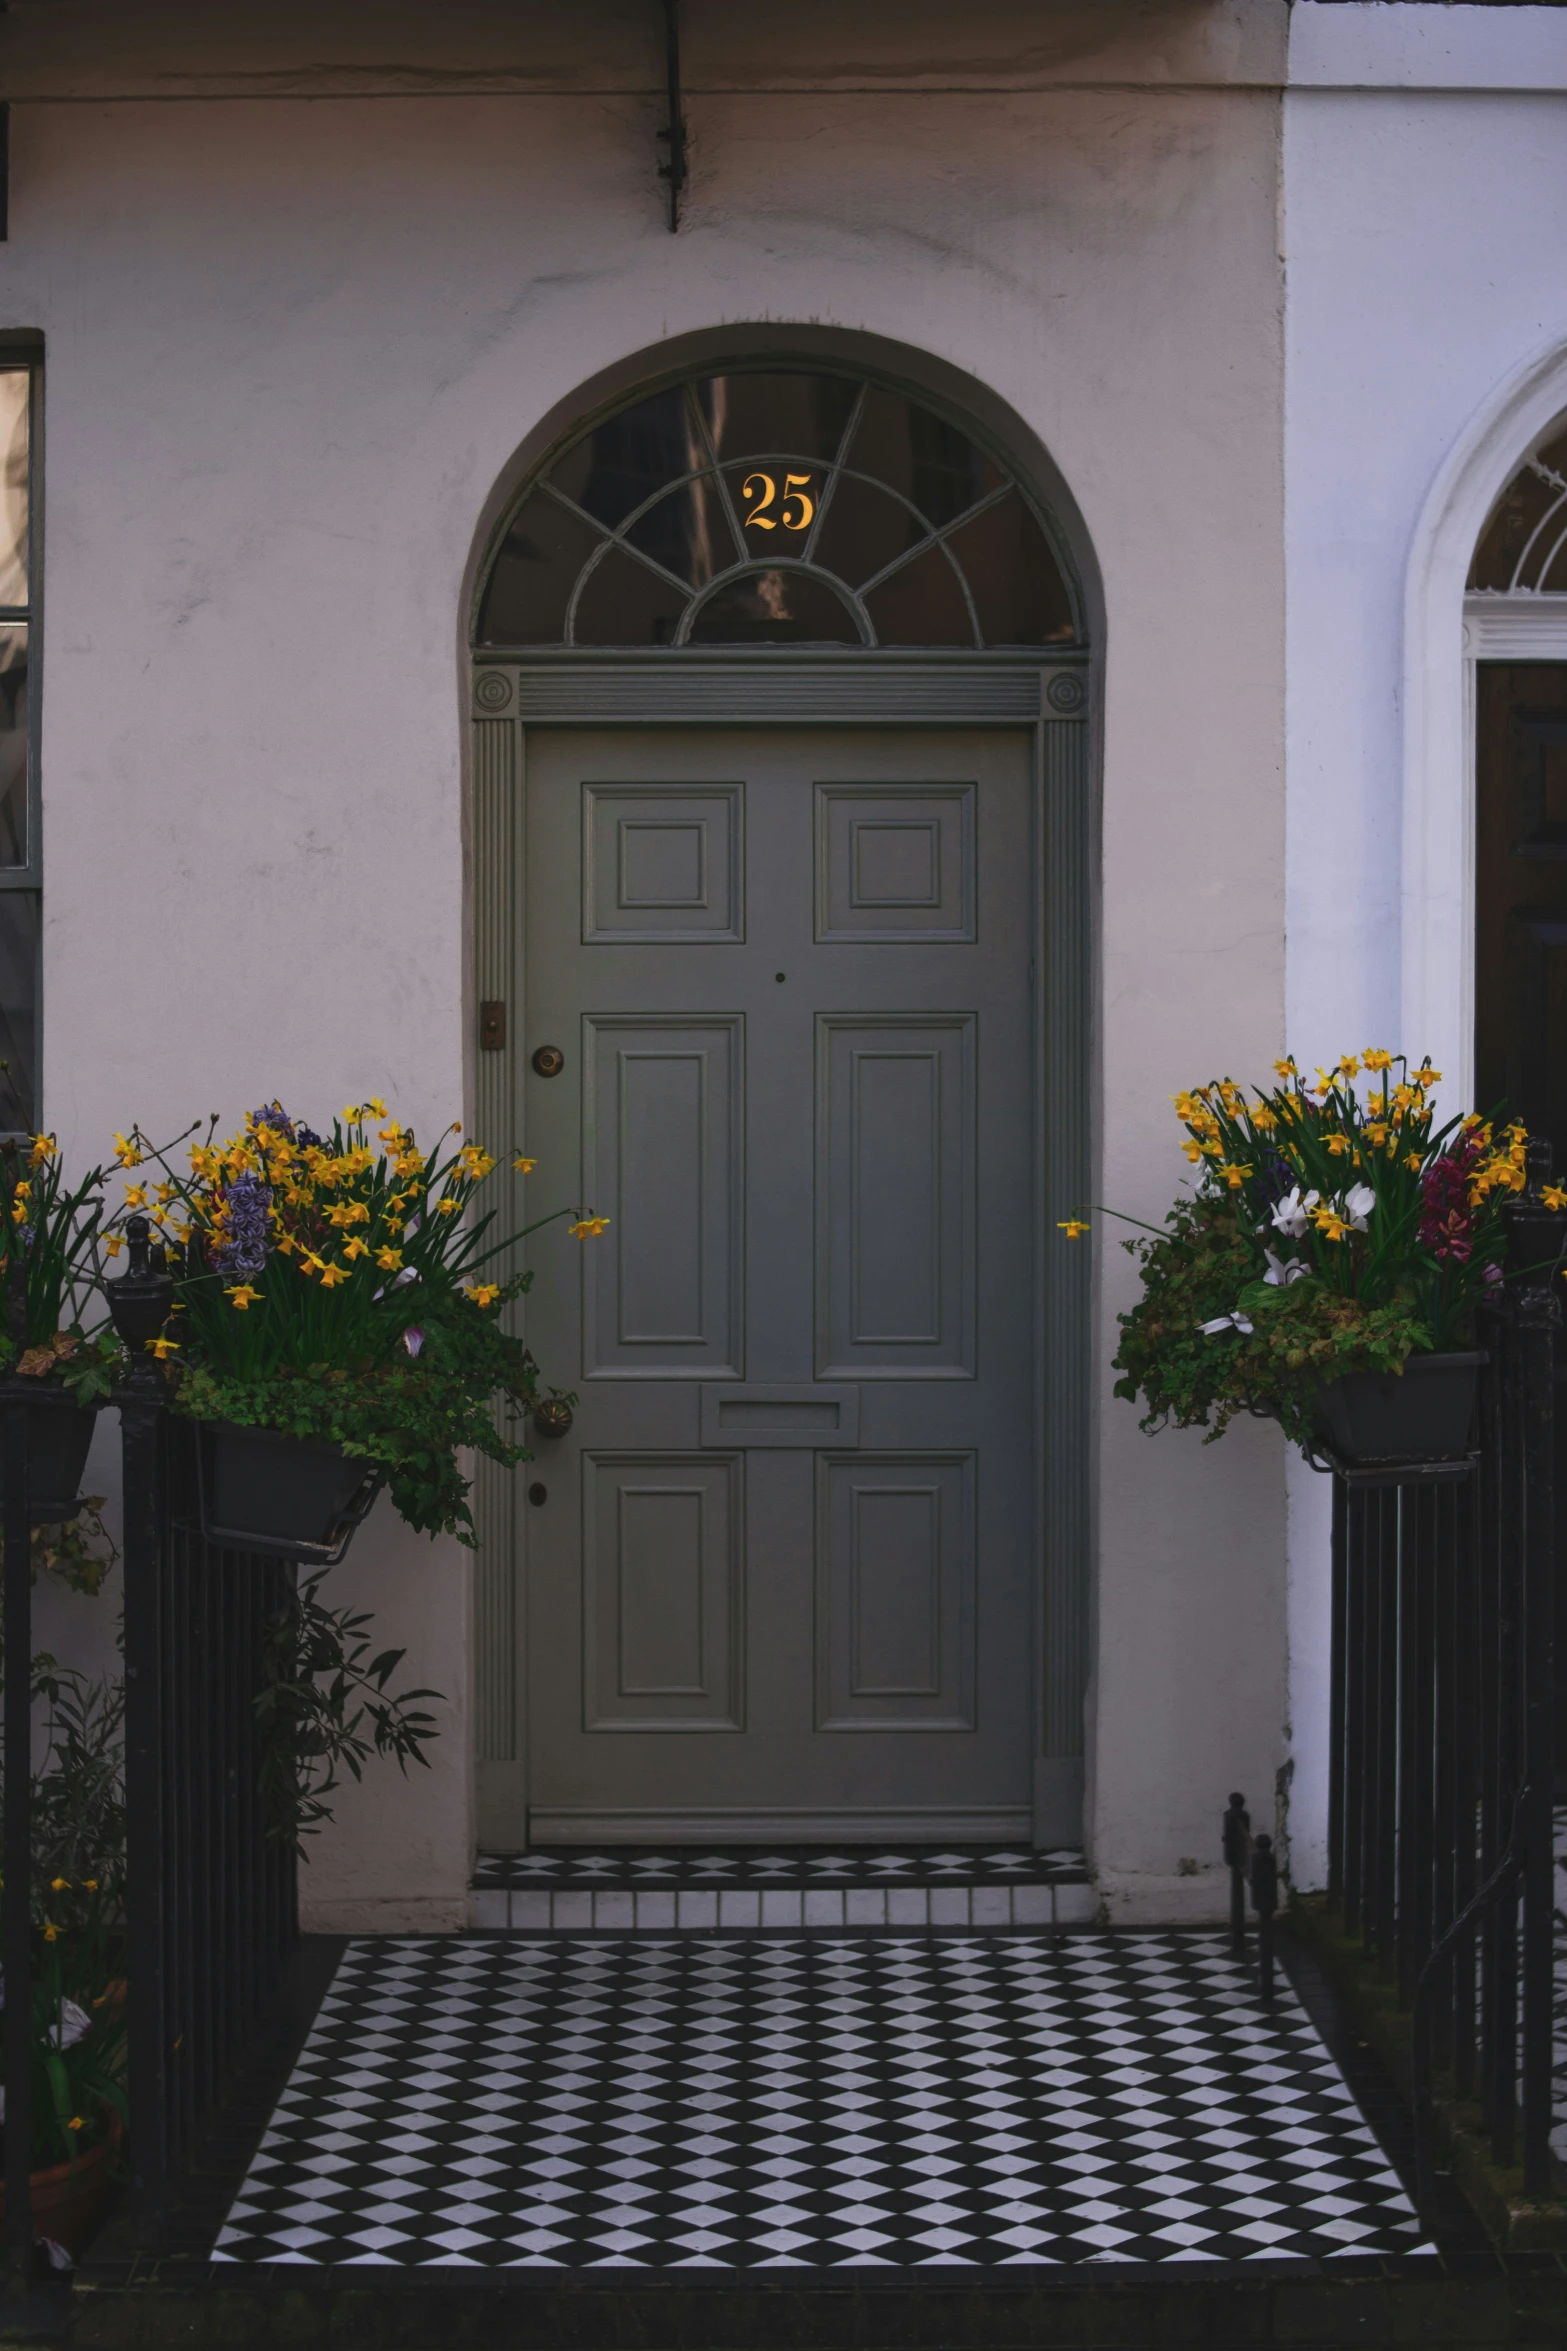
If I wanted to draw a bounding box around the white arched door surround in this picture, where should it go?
[1403,340,1567,1105]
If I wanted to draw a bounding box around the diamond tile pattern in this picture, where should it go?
[473,1846,1089,1888]
[213,1932,1425,2268]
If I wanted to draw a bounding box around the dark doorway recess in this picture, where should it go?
[1473,659,1567,1763]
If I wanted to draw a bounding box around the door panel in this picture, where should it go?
[816,1014,975,1377]
[522,727,1034,1842]
[583,1453,743,1730]
[582,1014,743,1377]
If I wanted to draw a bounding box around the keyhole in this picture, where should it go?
[775,972,786,983]
[528,1482,548,1507]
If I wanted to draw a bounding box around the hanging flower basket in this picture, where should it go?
[1311,1349,1485,1468]
[196,1421,382,1565]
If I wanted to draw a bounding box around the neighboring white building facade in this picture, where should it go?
[2,0,1563,1930]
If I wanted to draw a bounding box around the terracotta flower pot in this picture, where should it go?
[1312,1349,1485,1467]
[0,2122,120,2261]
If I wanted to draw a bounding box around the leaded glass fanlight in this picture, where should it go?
[1470,422,1567,593]
[476,368,1082,649]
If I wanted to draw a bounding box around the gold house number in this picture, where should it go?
[742,471,815,532]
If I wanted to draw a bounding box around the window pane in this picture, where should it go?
[571,545,688,646]
[944,491,1078,646]
[0,625,27,865]
[0,372,28,609]
[841,387,1003,530]
[550,387,705,531]
[812,472,927,588]
[0,889,37,1133]
[863,543,975,646]
[687,569,863,646]
[476,492,605,645]
[699,371,858,465]
[622,475,739,588]
[1470,428,1567,592]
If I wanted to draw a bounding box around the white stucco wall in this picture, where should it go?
[1281,3,1567,1886]
[0,0,1291,1924]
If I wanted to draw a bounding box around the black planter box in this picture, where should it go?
[21,1393,98,1519]
[198,1422,381,1563]
[1312,1349,1485,1467]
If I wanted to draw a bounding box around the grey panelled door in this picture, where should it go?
[522,728,1035,1843]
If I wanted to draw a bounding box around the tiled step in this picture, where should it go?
[468,1847,1096,1933]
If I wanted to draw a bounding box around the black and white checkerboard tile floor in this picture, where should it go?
[213,1931,1426,2268]
[468,1846,1095,1931]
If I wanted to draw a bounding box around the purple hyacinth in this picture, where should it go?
[254,1101,322,1150]
[213,1169,272,1276]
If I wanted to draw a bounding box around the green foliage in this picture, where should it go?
[0,1135,113,1355]
[1111,1195,1434,1447]
[256,1574,441,1851]
[112,1100,590,1542]
[0,1664,128,2166]
[175,1274,545,1541]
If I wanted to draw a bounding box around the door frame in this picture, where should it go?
[469,645,1093,1851]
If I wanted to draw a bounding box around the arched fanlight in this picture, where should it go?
[476,367,1082,650]
[1470,420,1567,593]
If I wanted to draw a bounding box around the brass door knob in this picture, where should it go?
[532,1044,565,1078]
[532,1397,574,1440]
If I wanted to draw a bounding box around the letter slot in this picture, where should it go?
[699,1384,860,1448]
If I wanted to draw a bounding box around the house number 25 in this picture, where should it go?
[742,471,815,531]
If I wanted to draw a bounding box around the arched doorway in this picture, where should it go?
[468,349,1094,1851]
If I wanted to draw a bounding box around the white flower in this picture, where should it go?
[51,1999,90,2051]
[1263,1248,1309,1287]
[1344,1183,1377,1231]
[1199,1312,1254,1336]
[1270,1186,1320,1239]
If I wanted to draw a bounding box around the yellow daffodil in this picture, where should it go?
[1543,1185,1567,1212]
[376,1247,403,1272]
[1218,1162,1253,1191]
[466,1282,501,1307]
[342,1104,363,1123]
[366,1096,388,1118]
[1057,1219,1090,1238]
[301,1251,327,1277]
[436,1197,459,1217]
[28,1134,55,1170]
[1324,1134,1350,1157]
[1337,1054,1361,1079]
[1362,1048,1394,1072]
[1273,1056,1298,1079]
[50,1876,69,1891]
[318,1262,348,1288]
[112,1133,141,1169]
[571,1216,611,1239]
[226,1284,261,1310]
[42,1922,58,1942]
[343,1237,369,1261]
[82,1879,98,1893]
[123,1183,148,1209]
[1250,1103,1277,1131]
[66,2117,84,2133]
[1310,1206,1350,1243]
[1181,1140,1203,1164]
[104,1234,124,1259]
[147,1336,180,1359]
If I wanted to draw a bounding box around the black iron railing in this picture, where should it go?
[1,1218,296,2277]
[113,1220,297,2235]
[1324,1149,1562,2207]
